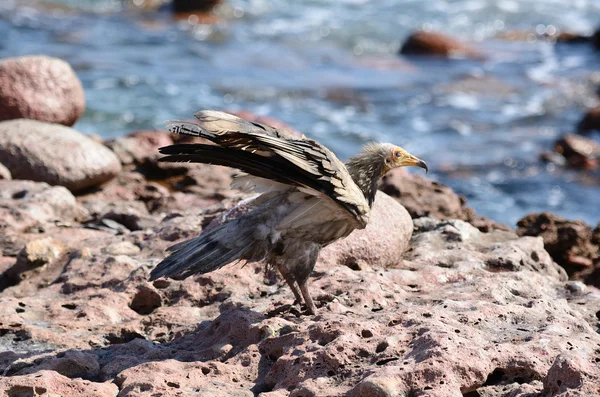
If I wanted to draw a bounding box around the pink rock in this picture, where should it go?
[0,180,89,231]
[2,237,66,293]
[0,55,85,126]
[0,370,117,397]
[0,119,122,191]
[319,191,413,269]
[14,351,100,380]
[543,352,600,395]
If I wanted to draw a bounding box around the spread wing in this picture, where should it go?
[160,110,370,227]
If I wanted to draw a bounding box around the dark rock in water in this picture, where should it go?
[399,31,482,59]
[0,56,85,126]
[172,0,220,13]
[0,119,121,192]
[593,27,600,50]
[517,212,599,284]
[554,133,600,169]
[577,106,600,133]
[553,31,590,43]
[380,169,509,232]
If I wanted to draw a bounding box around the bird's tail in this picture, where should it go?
[149,219,255,281]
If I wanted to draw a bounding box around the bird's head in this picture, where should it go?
[346,142,428,206]
[383,144,428,174]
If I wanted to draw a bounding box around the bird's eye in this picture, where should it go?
[395,150,402,158]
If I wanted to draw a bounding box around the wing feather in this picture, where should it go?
[163,110,370,226]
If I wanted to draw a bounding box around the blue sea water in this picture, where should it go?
[1,0,599,226]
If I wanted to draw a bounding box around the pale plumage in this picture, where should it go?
[150,110,427,314]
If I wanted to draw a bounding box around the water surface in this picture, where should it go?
[1,0,599,226]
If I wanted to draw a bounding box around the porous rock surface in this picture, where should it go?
[0,136,598,396]
[517,212,600,287]
[0,55,85,126]
[0,119,122,191]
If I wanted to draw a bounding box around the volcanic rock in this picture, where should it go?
[517,212,599,283]
[0,119,122,191]
[0,180,89,232]
[0,124,599,396]
[0,370,117,397]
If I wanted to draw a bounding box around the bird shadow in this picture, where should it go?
[0,302,295,395]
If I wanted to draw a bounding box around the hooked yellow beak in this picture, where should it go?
[400,154,428,174]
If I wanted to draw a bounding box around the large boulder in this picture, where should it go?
[0,56,85,126]
[0,119,121,191]
[319,191,413,269]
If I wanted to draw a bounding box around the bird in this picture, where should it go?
[149,110,428,315]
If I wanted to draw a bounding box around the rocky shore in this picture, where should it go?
[0,55,599,396]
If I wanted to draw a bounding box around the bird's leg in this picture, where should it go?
[298,280,317,315]
[277,265,303,305]
[284,276,303,305]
